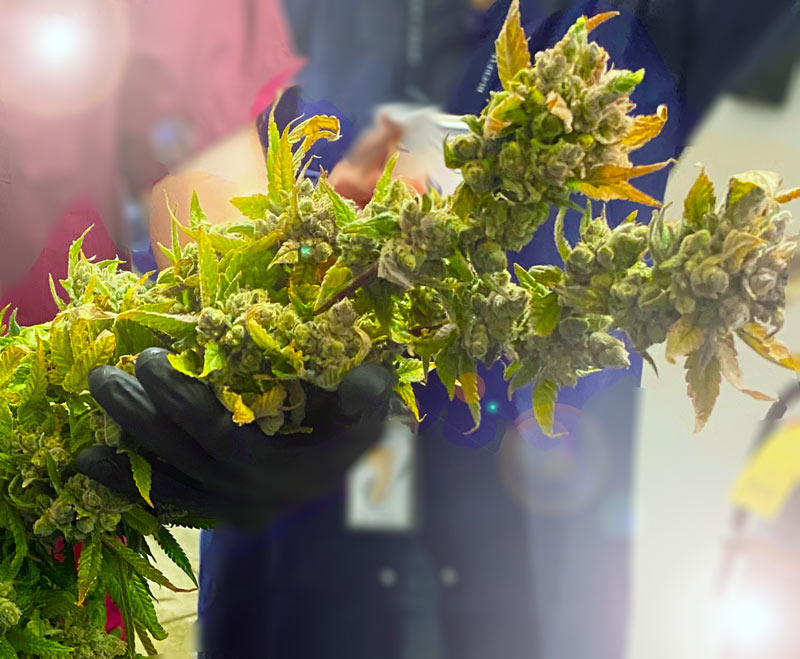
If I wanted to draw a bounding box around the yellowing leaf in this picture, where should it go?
[622,104,668,150]
[776,187,800,204]
[665,315,705,364]
[0,345,29,388]
[585,10,619,33]
[532,378,562,437]
[314,261,352,311]
[577,180,662,207]
[246,317,281,352]
[457,371,480,404]
[289,115,341,166]
[48,274,66,312]
[485,92,525,138]
[395,382,422,422]
[167,351,201,377]
[248,386,286,419]
[62,330,116,393]
[584,159,673,185]
[716,331,773,401]
[685,350,721,432]
[738,323,798,372]
[218,388,255,425]
[495,0,531,90]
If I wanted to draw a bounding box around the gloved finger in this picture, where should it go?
[134,348,282,464]
[75,445,216,516]
[263,363,395,497]
[89,365,232,487]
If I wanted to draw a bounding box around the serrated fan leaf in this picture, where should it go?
[529,291,559,336]
[123,507,160,536]
[685,350,721,431]
[320,176,357,226]
[665,315,705,364]
[0,345,29,388]
[314,261,352,311]
[0,500,27,579]
[457,371,480,404]
[622,104,668,150]
[167,351,201,377]
[532,378,561,437]
[126,450,153,507]
[129,573,168,640]
[189,191,207,228]
[396,355,425,384]
[62,329,116,393]
[495,0,531,90]
[289,114,341,165]
[738,323,798,372]
[577,180,662,207]
[716,332,773,401]
[77,534,103,605]
[121,271,155,313]
[683,169,717,229]
[5,630,73,655]
[134,620,159,655]
[230,193,271,219]
[103,537,194,593]
[0,401,12,440]
[372,153,399,204]
[246,317,281,352]
[153,526,198,587]
[395,382,422,422]
[116,310,197,340]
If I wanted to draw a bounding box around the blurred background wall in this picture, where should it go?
[629,66,800,659]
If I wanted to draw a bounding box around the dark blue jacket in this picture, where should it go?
[197,2,798,657]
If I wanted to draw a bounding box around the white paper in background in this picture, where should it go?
[346,418,417,533]
[376,103,468,196]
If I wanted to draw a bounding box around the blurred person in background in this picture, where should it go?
[2,0,798,658]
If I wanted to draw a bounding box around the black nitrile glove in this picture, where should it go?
[75,347,394,529]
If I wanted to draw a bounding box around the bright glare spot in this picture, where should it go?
[32,15,85,67]
[720,594,774,647]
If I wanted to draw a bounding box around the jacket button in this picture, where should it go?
[378,567,398,587]
[439,566,459,587]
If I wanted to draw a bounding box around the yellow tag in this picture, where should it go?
[731,419,800,519]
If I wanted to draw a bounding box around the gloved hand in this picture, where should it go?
[76,347,394,529]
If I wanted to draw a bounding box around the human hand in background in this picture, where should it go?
[328,115,427,207]
[76,348,394,529]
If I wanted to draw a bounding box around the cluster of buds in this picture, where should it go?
[32,474,130,542]
[655,171,797,336]
[444,11,653,255]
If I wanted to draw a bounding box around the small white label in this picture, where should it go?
[346,419,417,532]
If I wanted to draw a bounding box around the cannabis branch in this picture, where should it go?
[1,3,798,656]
